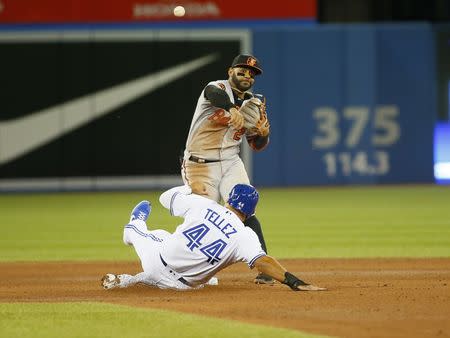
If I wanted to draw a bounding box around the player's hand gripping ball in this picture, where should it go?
[240,98,262,129]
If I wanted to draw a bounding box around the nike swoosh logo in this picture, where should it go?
[0,53,218,166]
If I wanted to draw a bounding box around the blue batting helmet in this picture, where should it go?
[227,184,259,217]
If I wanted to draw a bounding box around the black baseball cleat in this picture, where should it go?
[254,273,275,285]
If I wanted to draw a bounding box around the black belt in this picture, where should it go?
[189,155,220,164]
[159,254,192,287]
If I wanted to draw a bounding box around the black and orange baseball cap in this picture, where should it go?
[230,54,263,75]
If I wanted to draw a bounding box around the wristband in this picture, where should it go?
[282,272,308,291]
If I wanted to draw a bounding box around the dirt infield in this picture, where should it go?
[1,258,449,338]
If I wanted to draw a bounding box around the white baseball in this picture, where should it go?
[173,6,185,17]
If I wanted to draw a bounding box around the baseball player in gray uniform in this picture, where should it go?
[101,184,325,292]
[181,54,273,284]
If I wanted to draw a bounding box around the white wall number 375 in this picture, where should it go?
[312,105,401,149]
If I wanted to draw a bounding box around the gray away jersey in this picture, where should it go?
[184,80,243,161]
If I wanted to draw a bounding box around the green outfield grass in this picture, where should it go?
[1,185,448,338]
[0,303,327,338]
[0,185,449,260]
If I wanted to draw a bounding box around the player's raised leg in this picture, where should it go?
[123,200,170,268]
[102,201,169,290]
[123,200,152,245]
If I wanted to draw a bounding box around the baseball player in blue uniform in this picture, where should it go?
[101,184,325,292]
[181,54,273,284]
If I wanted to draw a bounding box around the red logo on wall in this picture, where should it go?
[0,0,316,23]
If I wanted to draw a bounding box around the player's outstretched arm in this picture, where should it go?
[253,255,326,291]
[253,255,286,281]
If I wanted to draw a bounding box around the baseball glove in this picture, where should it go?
[240,98,262,129]
[251,111,270,137]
